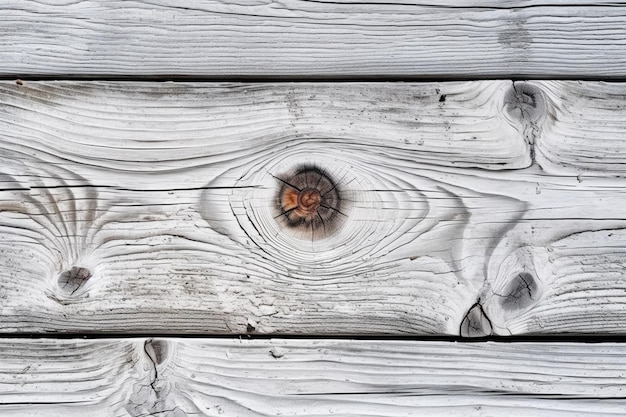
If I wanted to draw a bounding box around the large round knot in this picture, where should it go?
[276,167,341,237]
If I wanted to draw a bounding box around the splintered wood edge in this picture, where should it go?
[0,338,625,416]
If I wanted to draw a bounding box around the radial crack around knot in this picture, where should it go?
[273,165,345,240]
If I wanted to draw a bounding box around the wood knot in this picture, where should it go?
[57,266,91,296]
[504,82,546,123]
[460,301,493,338]
[144,339,169,365]
[298,188,322,213]
[498,272,538,311]
[275,166,344,239]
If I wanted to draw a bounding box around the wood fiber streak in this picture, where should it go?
[0,81,625,335]
[533,81,626,174]
[2,1,626,78]
[1,339,626,416]
[0,339,138,415]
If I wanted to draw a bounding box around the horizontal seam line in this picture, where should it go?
[4,75,626,83]
[1,333,626,343]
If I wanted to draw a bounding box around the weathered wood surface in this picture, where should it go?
[1,338,625,416]
[1,80,626,335]
[3,1,626,79]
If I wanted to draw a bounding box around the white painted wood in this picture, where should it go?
[0,339,138,415]
[1,338,625,416]
[534,81,626,174]
[2,1,626,78]
[0,81,625,335]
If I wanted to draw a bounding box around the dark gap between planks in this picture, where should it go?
[2,333,626,343]
[6,74,626,83]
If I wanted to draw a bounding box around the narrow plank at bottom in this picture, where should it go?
[0,339,624,416]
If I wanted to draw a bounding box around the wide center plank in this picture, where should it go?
[0,80,625,335]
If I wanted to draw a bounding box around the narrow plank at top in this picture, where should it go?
[2,1,626,78]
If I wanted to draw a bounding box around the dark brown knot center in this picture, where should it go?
[298,188,321,213]
[275,166,343,239]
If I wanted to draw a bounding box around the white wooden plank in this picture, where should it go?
[2,1,626,78]
[0,81,625,335]
[0,339,138,415]
[533,81,626,174]
[1,338,625,416]
[484,229,626,334]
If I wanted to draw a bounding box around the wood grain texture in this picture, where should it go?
[0,80,625,335]
[1,338,626,416]
[0,339,138,415]
[534,81,626,174]
[2,1,626,78]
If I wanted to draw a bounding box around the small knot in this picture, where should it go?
[57,266,91,296]
[144,339,168,365]
[504,82,546,123]
[460,301,493,338]
[497,272,538,311]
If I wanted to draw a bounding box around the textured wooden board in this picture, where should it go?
[535,81,626,174]
[0,80,625,335]
[2,1,626,78]
[1,338,625,416]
